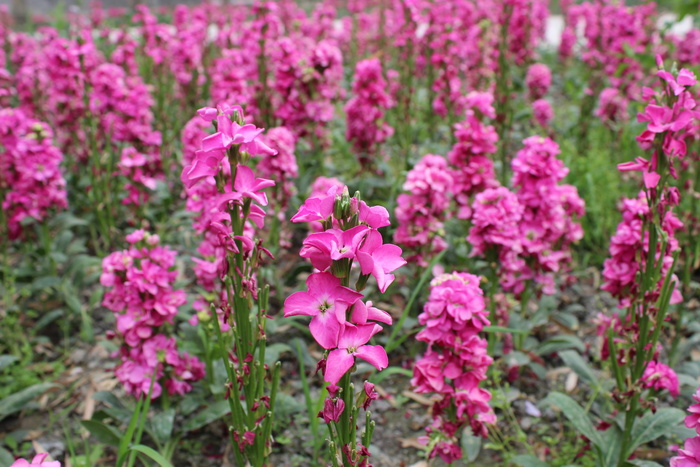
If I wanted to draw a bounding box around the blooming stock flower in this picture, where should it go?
[0,108,68,240]
[286,186,405,465]
[345,58,394,170]
[394,154,453,266]
[412,272,495,462]
[102,230,204,399]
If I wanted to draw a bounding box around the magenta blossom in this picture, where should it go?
[283,272,363,349]
[357,230,407,293]
[300,225,369,271]
[324,323,388,384]
[10,454,60,467]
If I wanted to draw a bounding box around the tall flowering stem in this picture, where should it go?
[411,272,495,464]
[603,60,697,464]
[181,104,280,466]
[285,187,406,466]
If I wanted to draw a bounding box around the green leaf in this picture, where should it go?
[0,446,15,466]
[512,454,549,467]
[80,419,122,446]
[483,325,530,335]
[0,355,19,371]
[543,392,603,450]
[601,425,622,467]
[460,428,481,462]
[35,309,65,331]
[92,390,126,409]
[101,407,134,425]
[182,400,230,432]
[536,335,585,355]
[31,276,62,291]
[148,409,175,446]
[559,350,601,390]
[629,461,664,467]
[0,383,56,421]
[128,444,174,467]
[626,408,685,458]
[369,366,412,384]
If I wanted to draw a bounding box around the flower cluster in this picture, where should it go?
[285,186,405,465]
[101,230,204,399]
[467,186,524,273]
[508,136,585,295]
[671,388,700,466]
[394,154,453,266]
[532,98,554,128]
[640,361,679,396]
[412,272,495,464]
[344,58,394,170]
[624,64,697,188]
[560,0,656,103]
[595,87,629,127]
[447,92,499,219]
[601,192,683,308]
[525,63,551,100]
[0,108,68,240]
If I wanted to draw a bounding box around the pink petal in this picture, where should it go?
[234,165,256,191]
[373,244,407,273]
[201,132,230,152]
[197,107,218,121]
[337,323,380,349]
[324,349,355,384]
[677,69,697,87]
[365,301,392,325]
[354,344,388,372]
[643,171,661,189]
[232,123,264,143]
[359,229,383,254]
[357,250,374,275]
[283,291,319,317]
[310,312,341,349]
[306,272,340,294]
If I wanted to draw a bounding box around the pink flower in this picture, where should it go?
[357,230,407,292]
[319,397,345,423]
[671,437,700,467]
[657,69,697,96]
[685,390,700,433]
[283,272,363,349]
[532,99,553,127]
[641,361,679,397]
[324,323,388,384]
[216,165,275,208]
[10,453,60,467]
[525,63,552,100]
[300,225,369,271]
[290,186,341,224]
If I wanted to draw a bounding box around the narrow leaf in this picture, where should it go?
[182,400,230,432]
[80,419,122,446]
[0,383,56,421]
[128,444,174,467]
[512,454,549,467]
[544,392,603,449]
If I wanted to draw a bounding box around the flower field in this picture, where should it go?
[1,0,700,465]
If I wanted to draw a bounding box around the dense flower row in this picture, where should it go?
[0,108,67,240]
